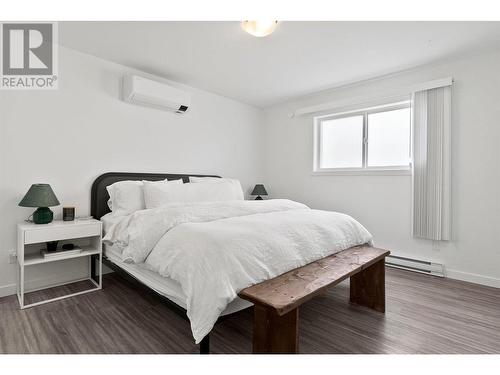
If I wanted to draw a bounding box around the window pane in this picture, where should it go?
[320,115,363,168]
[367,108,410,167]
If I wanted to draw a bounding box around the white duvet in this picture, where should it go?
[103,199,373,343]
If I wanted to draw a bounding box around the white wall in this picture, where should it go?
[0,46,264,297]
[263,50,500,287]
[1,45,498,299]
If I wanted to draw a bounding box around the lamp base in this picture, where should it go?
[33,207,53,224]
[255,196,263,200]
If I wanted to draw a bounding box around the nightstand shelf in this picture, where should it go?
[17,219,103,309]
[24,246,101,266]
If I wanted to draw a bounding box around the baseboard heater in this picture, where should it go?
[385,255,445,277]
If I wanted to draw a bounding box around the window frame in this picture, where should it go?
[313,101,412,176]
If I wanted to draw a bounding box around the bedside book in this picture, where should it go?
[41,246,82,259]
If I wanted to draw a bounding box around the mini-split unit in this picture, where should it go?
[122,75,191,114]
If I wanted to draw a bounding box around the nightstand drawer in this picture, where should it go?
[24,223,101,244]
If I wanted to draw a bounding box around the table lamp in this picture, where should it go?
[19,184,60,224]
[251,184,268,200]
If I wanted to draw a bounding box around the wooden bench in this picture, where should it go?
[238,245,390,353]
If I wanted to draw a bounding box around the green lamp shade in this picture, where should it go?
[19,184,60,224]
[251,184,268,196]
[19,184,60,207]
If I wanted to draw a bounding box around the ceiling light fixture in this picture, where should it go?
[241,21,278,37]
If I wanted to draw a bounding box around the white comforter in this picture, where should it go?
[103,199,373,343]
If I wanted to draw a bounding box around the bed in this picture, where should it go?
[92,172,242,353]
[91,172,387,354]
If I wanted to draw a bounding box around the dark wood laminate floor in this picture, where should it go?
[1,268,499,354]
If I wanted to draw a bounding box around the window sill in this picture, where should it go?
[311,168,411,176]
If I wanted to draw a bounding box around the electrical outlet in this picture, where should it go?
[8,251,17,264]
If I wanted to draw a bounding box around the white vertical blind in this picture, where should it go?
[412,85,452,240]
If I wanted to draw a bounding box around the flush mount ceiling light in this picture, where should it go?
[241,21,278,37]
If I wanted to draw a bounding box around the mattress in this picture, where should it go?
[103,243,252,316]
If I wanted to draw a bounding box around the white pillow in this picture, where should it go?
[189,177,244,199]
[107,178,182,215]
[143,179,244,209]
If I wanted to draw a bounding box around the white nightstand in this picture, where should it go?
[16,219,102,309]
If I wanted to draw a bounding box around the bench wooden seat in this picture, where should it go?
[238,245,390,353]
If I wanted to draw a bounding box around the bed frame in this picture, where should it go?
[91,172,224,354]
[91,172,389,354]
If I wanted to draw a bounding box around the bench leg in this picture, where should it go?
[253,305,299,354]
[350,258,386,313]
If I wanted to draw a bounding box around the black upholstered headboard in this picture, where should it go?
[90,172,220,220]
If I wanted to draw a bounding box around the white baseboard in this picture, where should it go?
[0,269,88,298]
[445,269,500,288]
[387,251,500,288]
[0,264,114,299]
[1,264,497,299]
[0,283,17,298]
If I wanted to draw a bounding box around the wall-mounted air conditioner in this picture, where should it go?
[122,75,191,114]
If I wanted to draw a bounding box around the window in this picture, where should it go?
[314,101,411,174]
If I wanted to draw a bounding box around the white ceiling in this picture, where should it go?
[59,22,500,108]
